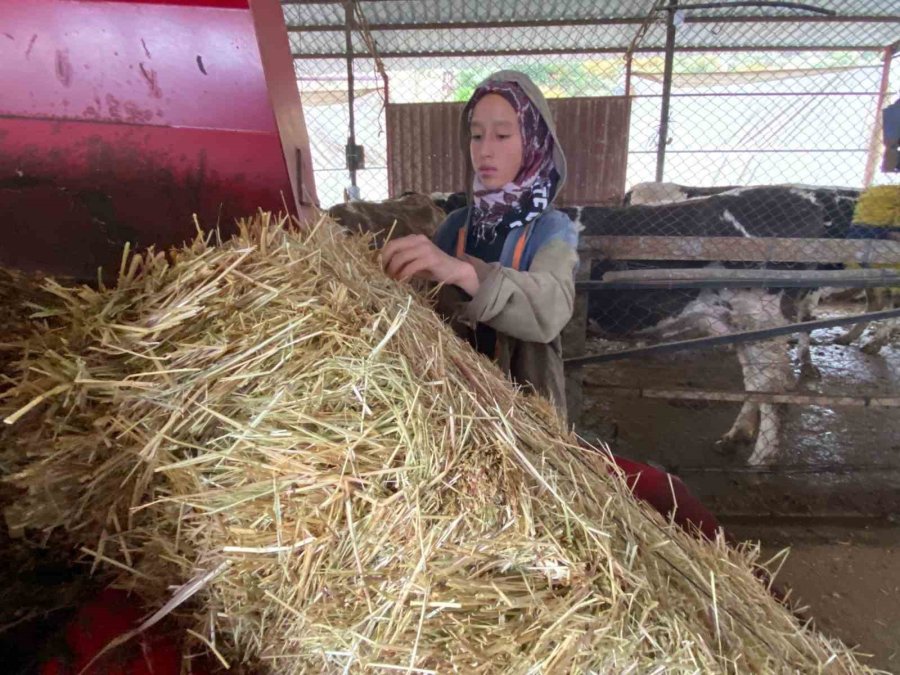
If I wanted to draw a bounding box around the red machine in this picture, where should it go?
[0,0,318,281]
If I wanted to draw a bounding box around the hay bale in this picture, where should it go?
[0,213,871,672]
[852,184,900,229]
[0,268,51,376]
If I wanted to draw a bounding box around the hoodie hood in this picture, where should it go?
[460,70,568,206]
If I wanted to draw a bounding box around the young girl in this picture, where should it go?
[382,70,579,420]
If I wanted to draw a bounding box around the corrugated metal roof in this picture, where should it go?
[284,0,656,27]
[289,21,898,57]
[284,0,900,56]
[284,0,897,27]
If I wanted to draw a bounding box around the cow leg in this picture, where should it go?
[744,340,793,465]
[717,400,759,453]
[796,331,820,379]
[861,321,895,355]
[834,288,874,346]
[749,401,783,465]
[860,288,893,355]
[795,290,820,380]
[834,320,869,346]
[717,347,759,452]
[715,291,794,463]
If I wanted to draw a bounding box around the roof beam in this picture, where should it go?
[286,14,898,33]
[292,44,889,59]
[664,1,834,14]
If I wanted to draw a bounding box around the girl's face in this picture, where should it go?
[469,94,524,190]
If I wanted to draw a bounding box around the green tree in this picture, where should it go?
[450,61,622,101]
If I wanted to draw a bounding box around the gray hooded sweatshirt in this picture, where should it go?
[432,70,579,420]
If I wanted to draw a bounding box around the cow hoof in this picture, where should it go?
[861,341,885,356]
[800,363,821,380]
[747,453,776,467]
[715,437,741,455]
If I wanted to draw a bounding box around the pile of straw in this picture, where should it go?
[0,268,49,373]
[1,214,870,672]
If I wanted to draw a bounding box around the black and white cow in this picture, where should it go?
[624,182,741,206]
[565,183,860,465]
[635,184,899,355]
[625,182,860,236]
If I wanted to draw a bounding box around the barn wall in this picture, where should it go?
[386,96,631,206]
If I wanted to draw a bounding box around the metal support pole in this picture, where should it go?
[656,0,677,182]
[564,307,900,366]
[625,49,634,98]
[344,1,357,190]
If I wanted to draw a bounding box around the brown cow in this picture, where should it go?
[327,193,447,248]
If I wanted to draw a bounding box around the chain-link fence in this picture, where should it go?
[285,1,899,206]
[285,1,900,468]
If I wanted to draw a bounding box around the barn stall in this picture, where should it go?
[0,0,898,670]
[288,0,900,667]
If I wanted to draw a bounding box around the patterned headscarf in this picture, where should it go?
[464,81,560,243]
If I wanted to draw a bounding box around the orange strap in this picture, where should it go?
[455,226,530,272]
[455,223,532,361]
[511,229,528,271]
[455,226,466,259]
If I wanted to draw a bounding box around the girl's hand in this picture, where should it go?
[382,235,480,296]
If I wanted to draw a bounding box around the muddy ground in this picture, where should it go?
[577,301,899,670]
[729,523,900,672]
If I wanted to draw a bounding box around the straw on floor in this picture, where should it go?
[0,213,872,673]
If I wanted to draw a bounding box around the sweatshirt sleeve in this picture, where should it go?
[454,236,578,343]
[432,210,580,345]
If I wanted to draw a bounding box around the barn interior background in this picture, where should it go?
[284,0,899,207]
[285,0,900,525]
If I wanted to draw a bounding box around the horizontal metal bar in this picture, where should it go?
[294,47,633,59]
[628,148,870,154]
[603,267,900,282]
[563,307,900,366]
[292,45,885,59]
[577,276,900,290]
[581,267,900,290]
[285,15,897,32]
[663,1,835,15]
[677,465,899,475]
[581,384,900,407]
[662,92,882,98]
[577,236,900,265]
[287,17,648,32]
[692,15,898,24]
[717,514,896,527]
